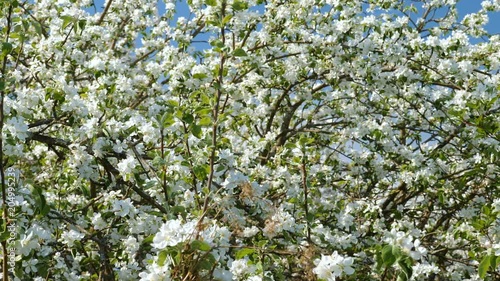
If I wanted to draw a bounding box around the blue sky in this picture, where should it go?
[457,1,500,34]
[88,0,500,36]
[170,1,500,35]
[81,0,500,61]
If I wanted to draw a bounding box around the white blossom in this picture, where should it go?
[313,252,355,280]
[61,229,85,247]
[152,219,196,249]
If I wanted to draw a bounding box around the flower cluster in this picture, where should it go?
[313,251,355,281]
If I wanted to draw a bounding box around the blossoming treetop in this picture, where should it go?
[0,0,499,280]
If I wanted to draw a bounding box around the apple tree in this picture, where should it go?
[0,0,499,280]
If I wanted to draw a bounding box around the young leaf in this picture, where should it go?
[233,48,247,57]
[199,117,212,126]
[1,42,13,56]
[191,240,211,251]
[478,254,491,279]
[0,229,10,242]
[192,124,202,138]
[233,0,248,11]
[235,248,256,259]
[197,253,217,270]
[32,21,43,35]
[158,250,169,266]
[210,39,225,48]
[222,15,233,25]
[182,113,194,124]
[193,73,207,79]
[61,15,74,29]
[398,257,413,281]
[205,0,216,6]
[382,245,396,267]
[490,254,499,271]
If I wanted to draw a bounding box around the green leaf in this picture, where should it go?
[397,273,408,281]
[36,261,49,277]
[210,39,225,48]
[191,124,202,138]
[392,245,403,259]
[143,234,155,244]
[306,212,314,223]
[482,205,491,216]
[398,257,413,280]
[191,240,211,251]
[233,48,247,57]
[478,254,491,279]
[235,248,256,259]
[22,19,29,32]
[80,184,90,197]
[438,191,445,205]
[53,91,65,102]
[491,255,500,271]
[200,93,211,104]
[1,42,13,56]
[197,253,217,270]
[152,156,167,166]
[0,214,9,242]
[32,186,49,216]
[78,19,86,31]
[205,0,216,6]
[182,113,194,124]
[32,21,43,35]
[257,240,268,247]
[0,231,10,242]
[233,0,248,11]
[207,20,219,27]
[222,15,232,25]
[193,73,207,79]
[199,117,212,126]
[193,165,208,180]
[158,250,169,266]
[160,112,175,127]
[196,107,212,115]
[61,15,74,29]
[171,206,186,218]
[166,100,179,107]
[375,250,384,271]
[382,245,396,267]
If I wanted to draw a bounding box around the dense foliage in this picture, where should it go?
[0,0,499,280]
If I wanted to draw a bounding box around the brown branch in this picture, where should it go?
[110,17,130,50]
[198,0,227,235]
[429,123,466,156]
[301,159,311,243]
[27,132,70,148]
[190,16,206,39]
[130,49,156,67]
[128,182,169,215]
[429,81,463,91]
[381,182,407,218]
[18,2,49,38]
[28,118,55,128]
[97,0,114,25]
